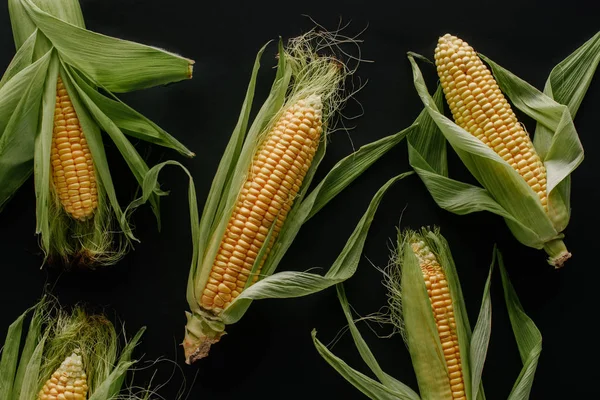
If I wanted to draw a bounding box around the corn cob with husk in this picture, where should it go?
[0,0,195,267]
[313,227,542,400]
[408,32,600,268]
[181,28,415,363]
[0,298,156,400]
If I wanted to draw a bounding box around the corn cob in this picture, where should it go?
[51,77,98,220]
[411,239,465,400]
[38,352,88,400]
[201,95,323,313]
[435,34,547,210]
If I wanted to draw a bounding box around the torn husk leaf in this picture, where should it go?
[183,27,415,362]
[312,228,542,400]
[0,0,195,267]
[0,297,154,399]
[407,32,600,268]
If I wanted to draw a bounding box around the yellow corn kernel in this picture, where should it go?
[51,76,97,220]
[435,34,547,210]
[201,95,323,313]
[38,352,88,400]
[411,240,465,400]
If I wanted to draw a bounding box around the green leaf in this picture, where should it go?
[13,299,45,399]
[7,0,37,50]
[543,31,600,120]
[407,84,447,177]
[17,333,47,400]
[0,30,37,90]
[499,253,542,400]
[312,330,408,400]
[469,251,495,400]
[0,50,51,213]
[336,285,420,400]
[107,327,146,397]
[33,53,59,243]
[0,311,28,398]
[68,67,194,157]
[221,173,409,325]
[305,124,417,221]
[400,239,452,400]
[21,0,193,92]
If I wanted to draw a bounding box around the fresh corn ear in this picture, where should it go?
[312,228,543,400]
[435,34,548,210]
[52,77,98,221]
[0,297,157,399]
[38,352,88,400]
[183,31,347,363]
[0,0,195,267]
[180,27,413,363]
[201,95,323,313]
[408,32,599,268]
[393,228,472,400]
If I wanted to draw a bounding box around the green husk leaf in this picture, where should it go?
[305,124,417,220]
[17,333,47,400]
[107,327,146,398]
[0,50,51,213]
[33,52,59,245]
[499,254,542,400]
[407,84,447,176]
[336,285,420,399]
[20,0,193,92]
[469,250,495,400]
[0,310,29,398]
[312,330,408,400]
[0,30,37,90]
[68,66,194,157]
[13,299,46,399]
[400,237,452,400]
[7,0,37,50]
[221,173,408,325]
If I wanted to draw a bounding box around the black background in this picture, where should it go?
[1,0,599,398]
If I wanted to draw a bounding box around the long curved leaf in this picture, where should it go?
[221,173,410,325]
[336,285,420,400]
[0,50,51,212]
[499,254,542,400]
[312,330,408,400]
[21,0,193,92]
[469,251,495,400]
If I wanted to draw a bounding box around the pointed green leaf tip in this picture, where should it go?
[1,0,195,266]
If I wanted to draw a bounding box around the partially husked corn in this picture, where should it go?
[38,352,88,400]
[51,77,98,220]
[411,240,465,400]
[201,95,323,313]
[435,34,547,210]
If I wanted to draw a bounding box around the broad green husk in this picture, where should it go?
[313,227,542,400]
[0,0,195,266]
[0,297,153,399]
[407,32,600,268]
[182,29,415,362]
